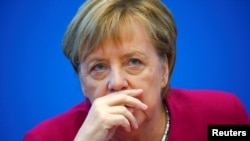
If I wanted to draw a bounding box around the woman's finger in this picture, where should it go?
[98,89,148,110]
[108,105,138,129]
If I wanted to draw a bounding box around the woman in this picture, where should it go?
[23,0,249,141]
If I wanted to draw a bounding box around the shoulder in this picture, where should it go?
[168,88,237,104]
[23,100,91,141]
[166,88,249,124]
[168,88,243,106]
[166,88,249,141]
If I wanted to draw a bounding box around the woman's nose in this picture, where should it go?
[108,69,128,92]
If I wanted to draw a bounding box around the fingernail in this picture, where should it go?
[142,104,148,110]
[137,89,143,92]
[134,122,138,129]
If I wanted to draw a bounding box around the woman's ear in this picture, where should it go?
[161,58,169,88]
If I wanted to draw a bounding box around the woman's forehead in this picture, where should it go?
[83,23,154,61]
[80,17,152,61]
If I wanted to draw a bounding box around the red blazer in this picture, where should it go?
[23,88,250,141]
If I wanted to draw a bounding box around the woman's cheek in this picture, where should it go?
[84,82,108,103]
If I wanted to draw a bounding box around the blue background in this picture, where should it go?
[1,0,249,140]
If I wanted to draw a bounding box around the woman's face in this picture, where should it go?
[79,21,169,125]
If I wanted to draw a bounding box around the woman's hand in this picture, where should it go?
[74,89,148,141]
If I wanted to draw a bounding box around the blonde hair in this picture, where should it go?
[63,0,177,96]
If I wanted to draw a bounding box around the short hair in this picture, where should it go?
[63,0,177,96]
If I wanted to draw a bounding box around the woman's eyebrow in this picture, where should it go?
[83,57,106,67]
[122,51,147,59]
[84,52,106,62]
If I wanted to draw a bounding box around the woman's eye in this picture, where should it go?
[90,63,108,79]
[128,58,142,66]
[92,63,106,71]
[126,58,144,74]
